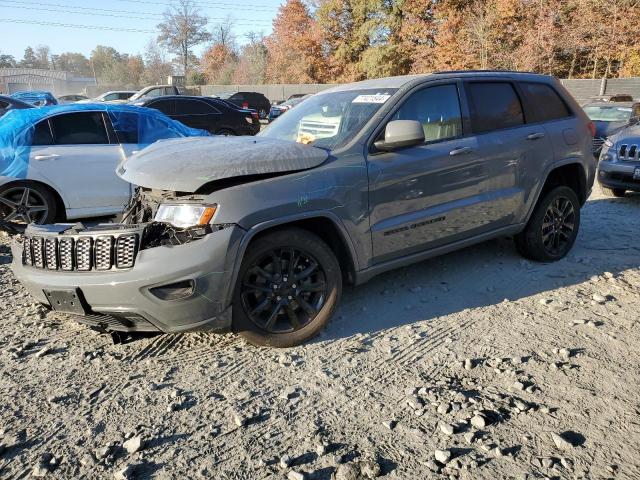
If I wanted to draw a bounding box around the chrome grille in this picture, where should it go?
[59,238,74,271]
[22,232,139,272]
[32,237,44,268]
[619,143,640,162]
[116,235,138,268]
[23,236,33,266]
[44,238,58,270]
[94,236,113,271]
[76,237,92,271]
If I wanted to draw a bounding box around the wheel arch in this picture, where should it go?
[0,178,67,221]
[224,212,359,308]
[525,160,588,224]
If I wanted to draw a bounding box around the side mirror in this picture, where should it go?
[374,120,425,151]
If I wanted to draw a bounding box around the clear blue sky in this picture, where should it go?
[0,0,281,60]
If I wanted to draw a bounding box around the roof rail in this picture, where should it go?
[433,69,541,75]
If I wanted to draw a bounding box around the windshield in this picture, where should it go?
[584,106,632,122]
[259,88,398,150]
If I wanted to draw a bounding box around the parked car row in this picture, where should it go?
[580,93,640,197]
[7,71,605,348]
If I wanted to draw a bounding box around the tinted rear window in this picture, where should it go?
[177,99,218,115]
[466,82,524,133]
[519,82,571,122]
[32,120,54,146]
[148,99,175,115]
[50,112,109,144]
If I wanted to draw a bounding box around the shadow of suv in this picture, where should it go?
[12,71,595,347]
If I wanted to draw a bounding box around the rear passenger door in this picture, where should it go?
[463,80,554,227]
[516,81,578,212]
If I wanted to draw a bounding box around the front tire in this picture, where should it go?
[232,228,342,347]
[515,186,580,262]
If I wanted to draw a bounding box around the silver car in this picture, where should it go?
[12,71,595,347]
[597,123,640,196]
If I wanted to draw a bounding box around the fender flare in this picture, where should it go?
[223,210,360,308]
[523,158,588,224]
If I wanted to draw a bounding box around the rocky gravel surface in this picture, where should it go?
[1,188,639,479]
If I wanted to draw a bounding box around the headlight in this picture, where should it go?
[155,204,217,228]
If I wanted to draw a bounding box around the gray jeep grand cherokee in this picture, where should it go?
[12,71,595,347]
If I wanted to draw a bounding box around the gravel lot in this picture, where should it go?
[1,187,639,480]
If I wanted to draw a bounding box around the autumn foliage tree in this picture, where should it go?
[265,0,326,83]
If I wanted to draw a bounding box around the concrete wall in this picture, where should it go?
[198,78,640,104]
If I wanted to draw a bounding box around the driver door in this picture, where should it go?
[367,82,487,263]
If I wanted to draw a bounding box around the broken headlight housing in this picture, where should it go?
[154,204,217,228]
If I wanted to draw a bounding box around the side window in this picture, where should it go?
[32,120,54,146]
[466,82,524,133]
[104,93,118,101]
[392,84,463,143]
[177,99,217,115]
[149,99,175,115]
[519,82,571,122]
[231,93,244,101]
[50,112,109,145]
[108,111,139,144]
[145,88,162,98]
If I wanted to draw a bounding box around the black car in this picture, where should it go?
[213,92,271,119]
[137,96,260,136]
[583,101,640,156]
[0,95,34,118]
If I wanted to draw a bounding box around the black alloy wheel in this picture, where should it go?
[515,185,580,262]
[541,195,576,256]
[240,247,328,334]
[232,228,341,347]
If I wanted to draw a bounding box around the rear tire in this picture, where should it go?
[601,185,626,198]
[515,186,580,262]
[232,228,342,348]
[0,181,57,226]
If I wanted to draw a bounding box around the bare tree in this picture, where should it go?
[211,15,237,50]
[157,0,211,77]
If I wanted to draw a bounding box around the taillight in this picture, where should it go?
[587,121,596,137]
[242,101,249,109]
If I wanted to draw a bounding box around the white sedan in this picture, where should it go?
[0,105,209,225]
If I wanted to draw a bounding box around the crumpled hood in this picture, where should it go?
[118,136,329,192]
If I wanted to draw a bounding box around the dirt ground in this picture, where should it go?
[0,187,639,480]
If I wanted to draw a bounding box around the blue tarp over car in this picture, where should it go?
[11,90,58,106]
[0,103,210,178]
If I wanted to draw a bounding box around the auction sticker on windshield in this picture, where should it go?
[352,94,391,103]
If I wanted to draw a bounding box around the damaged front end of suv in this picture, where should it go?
[11,134,331,337]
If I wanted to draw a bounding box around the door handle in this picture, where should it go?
[526,132,545,140]
[34,154,60,160]
[449,146,472,156]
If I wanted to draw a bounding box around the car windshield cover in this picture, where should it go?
[584,106,632,122]
[258,88,398,150]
